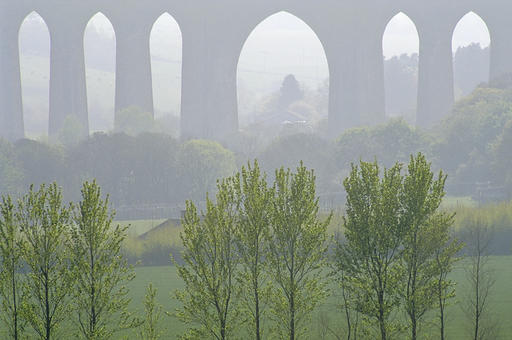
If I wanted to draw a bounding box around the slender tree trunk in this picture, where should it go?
[410,285,417,340]
[436,252,447,340]
[411,315,417,340]
[378,291,386,340]
[290,247,295,340]
[254,279,261,340]
[342,286,352,340]
[90,245,96,337]
[11,259,18,340]
[221,319,226,340]
[290,292,295,340]
[473,255,480,340]
[45,272,50,340]
[253,245,261,340]
[438,278,445,340]
[409,233,418,340]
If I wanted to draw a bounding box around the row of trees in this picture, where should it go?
[3,77,512,214]
[176,161,330,340]
[0,181,141,339]
[175,155,465,340]
[0,135,236,210]
[0,157,501,339]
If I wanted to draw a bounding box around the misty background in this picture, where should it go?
[18,11,490,137]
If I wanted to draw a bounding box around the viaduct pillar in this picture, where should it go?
[115,21,154,122]
[48,24,89,137]
[488,16,512,81]
[0,15,24,141]
[416,22,454,128]
[327,23,385,138]
[181,25,238,140]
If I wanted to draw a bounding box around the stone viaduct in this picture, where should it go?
[1,0,512,141]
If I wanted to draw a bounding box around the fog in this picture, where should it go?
[5,5,509,215]
[4,4,512,339]
[18,11,490,135]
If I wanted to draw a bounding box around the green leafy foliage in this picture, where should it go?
[0,140,23,196]
[115,106,159,136]
[337,160,405,339]
[335,154,462,340]
[0,196,27,339]
[267,163,331,340]
[178,140,236,202]
[174,186,239,340]
[400,154,463,340]
[138,283,163,340]
[58,114,87,147]
[231,161,272,340]
[17,183,73,340]
[69,181,135,339]
[336,118,429,170]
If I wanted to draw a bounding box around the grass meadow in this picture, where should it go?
[116,200,512,339]
[120,256,512,339]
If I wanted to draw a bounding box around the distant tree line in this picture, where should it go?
[0,135,236,215]
[1,62,512,218]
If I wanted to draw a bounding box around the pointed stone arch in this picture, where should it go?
[84,12,116,132]
[382,12,419,122]
[150,12,182,135]
[452,11,491,97]
[18,11,50,138]
[236,11,329,130]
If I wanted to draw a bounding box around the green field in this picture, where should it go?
[120,256,512,339]
[0,233,510,338]
[115,215,512,338]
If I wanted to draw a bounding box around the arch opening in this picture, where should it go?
[19,11,50,138]
[452,12,491,99]
[150,13,182,137]
[237,11,329,138]
[84,12,116,133]
[382,12,419,124]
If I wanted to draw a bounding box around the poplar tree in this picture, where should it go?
[69,181,135,339]
[231,160,272,340]
[336,155,462,340]
[267,163,330,340]
[400,154,462,340]
[138,283,163,340]
[0,196,26,340]
[175,179,239,340]
[464,219,498,340]
[434,213,462,340]
[17,183,72,340]
[337,161,404,340]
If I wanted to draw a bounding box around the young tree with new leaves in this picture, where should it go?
[0,196,26,340]
[139,283,163,340]
[231,160,272,340]
[434,213,463,340]
[463,218,498,340]
[175,179,239,340]
[17,183,72,340]
[400,154,462,340]
[336,155,462,340]
[69,181,135,339]
[267,163,331,340]
[337,161,404,340]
